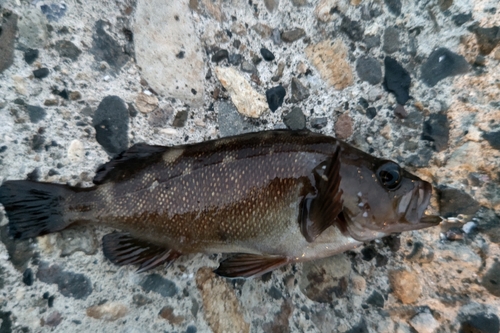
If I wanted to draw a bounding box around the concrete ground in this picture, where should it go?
[0,0,499,332]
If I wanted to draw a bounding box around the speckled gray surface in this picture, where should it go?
[0,0,499,332]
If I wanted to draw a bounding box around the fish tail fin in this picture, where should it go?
[0,180,79,239]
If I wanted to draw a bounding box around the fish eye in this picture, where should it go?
[376,161,401,190]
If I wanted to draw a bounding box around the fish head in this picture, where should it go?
[338,150,441,241]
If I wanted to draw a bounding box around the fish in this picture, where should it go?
[0,130,441,278]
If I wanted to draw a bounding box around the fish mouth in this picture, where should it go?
[399,181,441,230]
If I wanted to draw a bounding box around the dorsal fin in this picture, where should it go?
[300,146,343,242]
[93,143,170,185]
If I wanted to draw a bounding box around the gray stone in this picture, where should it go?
[24,48,39,64]
[228,53,242,66]
[271,28,282,45]
[472,26,500,55]
[92,96,129,156]
[56,226,98,257]
[264,0,279,12]
[55,40,82,61]
[134,0,205,107]
[281,28,306,43]
[438,186,481,218]
[17,8,49,49]
[26,105,46,123]
[240,61,256,73]
[356,56,382,85]
[291,0,308,5]
[40,3,67,21]
[461,312,500,333]
[0,225,34,272]
[0,10,17,74]
[91,20,130,71]
[218,102,256,137]
[290,77,310,102]
[271,62,285,82]
[366,291,385,308]
[364,35,381,50]
[33,67,50,79]
[383,27,399,54]
[283,107,306,130]
[37,262,93,300]
[310,117,328,129]
[421,48,470,87]
[299,254,351,303]
[172,110,188,127]
[139,273,178,297]
[422,112,449,151]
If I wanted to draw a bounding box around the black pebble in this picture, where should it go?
[483,130,500,150]
[366,107,377,119]
[56,89,69,100]
[26,105,47,123]
[361,246,377,261]
[438,186,480,218]
[358,98,369,109]
[340,17,364,42]
[420,48,470,87]
[422,112,449,151]
[383,57,411,105]
[233,39,241,49]
[384,0,402,16]
[91,20,130,70]
[92,96,129,156]
[267,286,283,300]
[375,254,388,267]
[356,56,382,85]
[33,67,50,79]
[186,326,197,333]
[24,49,39,64]
[346,320,369,333]
[211,49,229,63]
[265,85,286,111]
[310,117,327,129]
[31,134,45,152]
[22,268,34,286]
[260,48,275,61]
[48,295,55,307]
[460,313,500,333]
[48,169,59,176]
[452,13,472,26]
[228,53,242,66]
[0,146,7,153]
[139,273,178,297]
[366,291,385,308]
[37,262,92,300]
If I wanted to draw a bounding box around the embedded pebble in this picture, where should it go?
[383,26,400,54]
[438,186,480,218]
[86,302,128,321]
[139,273,178,297]
[0,10,17,74]
[55,40,82,61]
[283,107,306,130]
[56,226,98,256]
[33,68,50,79]
[265,85,286,112]
[356,56,382,85]
[37,262,93,300]
[26,105,47,123]
[215,66,268,118]
[92,96,129,155]
[409,311,439,333]
[23,48,39,64]
[135,92,159,114]
[67,140,85,162]
[334,113,353,139]
[281,28,306,43]
[212,49,229,63]
[420,48,470,87]
[389,269,421,304]
[91,20,130,71]
[384,57,411,105]
[290,77,310,102]
[260,48,275,61]
[460,313,500,333]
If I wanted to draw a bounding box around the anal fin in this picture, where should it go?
[214,254,289,278]
[300,146,344,242]
[102,232,181,273]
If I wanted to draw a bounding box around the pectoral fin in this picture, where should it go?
[102,232,181,273]
[300,146,343,242]
[214,254,289,278]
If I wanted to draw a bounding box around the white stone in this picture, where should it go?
[409,312,439,333]
[68,140,85,162]
[134,0,205,107]
[12,75,28,96]
[214,67,268,118]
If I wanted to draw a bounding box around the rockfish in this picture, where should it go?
[0,130,441,278]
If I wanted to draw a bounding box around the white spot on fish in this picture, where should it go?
[362,212,368,218]
[357,192,363,197]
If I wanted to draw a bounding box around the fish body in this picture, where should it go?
[0,130,440,277]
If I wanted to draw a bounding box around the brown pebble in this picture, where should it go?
[86,302,128,321]
[135,92,159,114]
[394,104,409,118]
[159,306,185,325]
[389,269,422,304]
[334,113,353,139]
[196,267,249,333]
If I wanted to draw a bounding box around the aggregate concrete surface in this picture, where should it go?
[0,0,499,332]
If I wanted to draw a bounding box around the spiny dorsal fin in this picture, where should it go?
[300,146,343,242]
[214,254,289,278]
[93,143,170,185]
[102,232,181,273]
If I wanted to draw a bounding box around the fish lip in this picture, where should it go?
[403,181,440,228]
